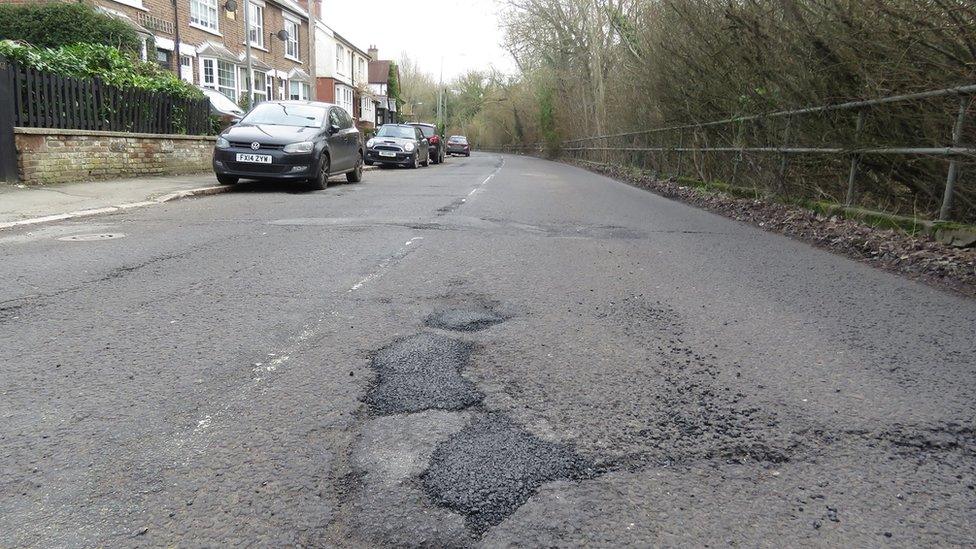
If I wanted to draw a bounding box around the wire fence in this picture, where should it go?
[500,85,976,224]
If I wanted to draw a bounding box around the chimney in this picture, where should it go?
[368,45,378,60]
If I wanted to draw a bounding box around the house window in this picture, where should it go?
[189,0,219,32]
[335,44,345,75]
[356,57,365,84]
[284,19,300,60]
[252,70,267,104]
[201,58,216,87]
[155,48,171,69]
[289,81,309,101]
[217,60,237,100]
[248,2,264,48]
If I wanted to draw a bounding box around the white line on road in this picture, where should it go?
[349,236,424,292]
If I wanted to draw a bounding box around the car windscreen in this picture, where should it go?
[449,136,467,143]
[241,103,326,128]
[414,125,437,138]
[376,126,416,139]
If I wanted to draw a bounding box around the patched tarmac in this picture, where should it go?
[422,413,594,533]
[365,333,484,414]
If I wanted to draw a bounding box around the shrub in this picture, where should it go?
[0,2,141,53]
[0,41,203,101]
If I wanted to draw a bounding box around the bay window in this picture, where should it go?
[289,81,310,101]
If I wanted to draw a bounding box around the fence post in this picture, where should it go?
[776,115,793,196]
[675,128,685,179]
[845,109,866,207]
[0,57,19,183]
[939,95,969,221]
[730,121,745,187]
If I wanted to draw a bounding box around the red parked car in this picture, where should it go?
[408,122,446,164]
[446,135,471,157]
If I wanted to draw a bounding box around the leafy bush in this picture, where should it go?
[0,2,141,53]
[0,41,203,101]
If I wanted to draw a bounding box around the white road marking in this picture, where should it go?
[349,236,424,292]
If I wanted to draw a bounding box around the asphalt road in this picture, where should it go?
[1,153,974,547]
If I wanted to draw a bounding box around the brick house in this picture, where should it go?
[7,0,317,105]
[367,49,398,125]
[313,20,376,128]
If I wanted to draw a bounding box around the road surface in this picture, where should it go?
[1,153,974,547]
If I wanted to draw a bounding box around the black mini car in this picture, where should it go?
[365,124,431,168]
[213,101,363,190]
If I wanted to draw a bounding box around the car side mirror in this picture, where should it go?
[229,118,240,125]
[329,123,341,134]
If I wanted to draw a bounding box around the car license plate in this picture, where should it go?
[379,151,397,158]
[236,153,272,164]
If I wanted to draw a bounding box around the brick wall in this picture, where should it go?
[15,128,215,185]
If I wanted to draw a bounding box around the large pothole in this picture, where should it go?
[365,333,484,415]
[421,413,594,534]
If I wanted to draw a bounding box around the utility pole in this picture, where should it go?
[437,56,443,133]
[308,0,317,100]
[171,0,182,77]
[243,0,254,107]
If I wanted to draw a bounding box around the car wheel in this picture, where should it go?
[409,153,419,169]
[347,152,363,183]
[310,154,330,190]
[216,173,238,185]
[421,154,430,167]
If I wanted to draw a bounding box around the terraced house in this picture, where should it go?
[16,0,317,104]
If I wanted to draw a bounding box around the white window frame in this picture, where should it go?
[335,44,346,76]
[200,57,216,88]
[189,0,220,34]
[247,1,265,49]
[283,17,300,61]
[208,59,236,101]
[249,70,268,104]
[289,81,310,101]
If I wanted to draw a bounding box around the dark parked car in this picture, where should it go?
[408,122,445,164]
[212,101,363,190]
[200,87,244,130]
[365,124,430,168]
[446,135,470,157]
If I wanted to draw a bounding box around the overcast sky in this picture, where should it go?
[317,0,517,81]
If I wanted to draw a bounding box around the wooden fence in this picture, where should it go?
[0,56,212,182]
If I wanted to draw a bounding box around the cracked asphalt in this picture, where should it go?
[1,153,975,547]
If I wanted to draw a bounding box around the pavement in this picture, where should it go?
[0,153,974,547]
[0,166,378,228]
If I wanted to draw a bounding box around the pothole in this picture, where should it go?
[57,233,126,242]
[364,333,484,415]
[422,413,594,534]
[425,308,506,332]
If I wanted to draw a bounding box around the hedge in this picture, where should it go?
[0,41,204,101]
[0,2,142,53]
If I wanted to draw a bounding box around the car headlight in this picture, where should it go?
[404,142,415,152]
[215,136,230,149]
[283,141,314,154]
[366,138,376,148]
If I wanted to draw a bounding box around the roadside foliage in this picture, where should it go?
[453,0,976,223]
